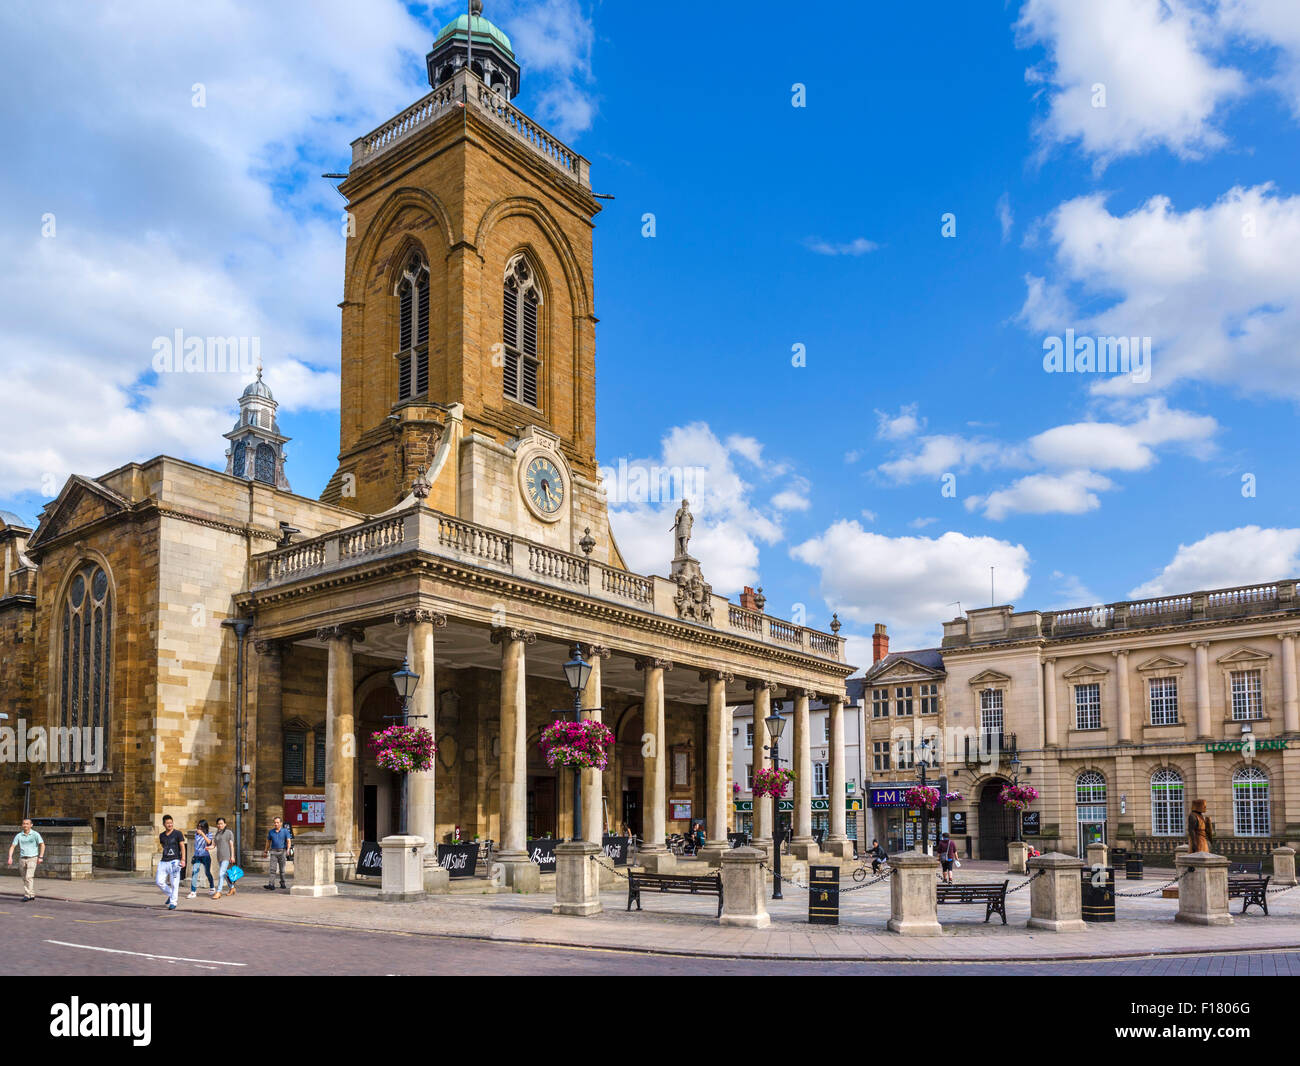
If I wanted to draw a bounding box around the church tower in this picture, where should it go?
[321,4,617,564]
[224,368,291,491]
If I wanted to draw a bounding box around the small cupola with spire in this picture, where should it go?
[427,1,520,99]
[224,367,291,490]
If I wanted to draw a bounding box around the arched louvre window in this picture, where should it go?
[395,254,430,401]
[502,254,541,407]
[232,440,246,478]
[1233,767,1270,836]
[254,443,276,485]
[1150,768,1184,836]
[59,562,112,771]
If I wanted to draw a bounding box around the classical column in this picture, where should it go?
[747,681,772,858]
[1043,658,1059,748]
[319,626,363,869]
[823,695,853,860]
[635,658,674,873]
[395,609,447,861]
[1194,641,1212,739]
[789,690,818,860]
[492,627,539,891]
[580,644,610,845]
[1113,649,1132,744]
[697,670,734,866]
[1280,633,1299,734]
[253,639,284,854]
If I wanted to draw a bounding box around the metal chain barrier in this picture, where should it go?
[839,867,894,893]
[589,853,631,881]
[1266,881,1300,896]
[1004,869,1046,894]
[1113,866,1191,898]
[758,861,810,892]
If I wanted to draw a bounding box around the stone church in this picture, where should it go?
[0,6,853,887]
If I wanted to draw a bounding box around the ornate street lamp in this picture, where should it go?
[562,646,592,842]
[1010,751,1023,844]
[764,701,788,901]
[388,658,422,835]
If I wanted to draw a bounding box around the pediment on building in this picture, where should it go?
[967,668,1012,687]
[27,476,131,552]
[1061,661,1109,680]
[1215,646,1271,666]
[873,657,943,683]
[1136,654,1187,673]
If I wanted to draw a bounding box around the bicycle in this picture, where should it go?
[852,859,891,882]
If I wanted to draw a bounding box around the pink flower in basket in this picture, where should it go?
[752,768,795,798]
[539,718,615,771]
[369,725,437,774]
[998,783,1038,811]
[904,785,940,811]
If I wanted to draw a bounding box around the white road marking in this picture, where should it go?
[44,940,247,967]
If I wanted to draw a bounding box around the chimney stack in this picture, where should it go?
[740,586,757,611]
[872,623,889,663]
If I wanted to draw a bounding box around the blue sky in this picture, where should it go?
[4,1,1300,667]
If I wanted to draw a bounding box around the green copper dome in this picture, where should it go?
[434,13,514,59]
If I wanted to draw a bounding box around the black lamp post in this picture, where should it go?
[764,701,788,901]
[388,657,422,836]
[562,646,593,843]
[917,736,933,855]
[1010,751,1023,844]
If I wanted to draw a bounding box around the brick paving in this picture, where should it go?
[6,858,1299,963]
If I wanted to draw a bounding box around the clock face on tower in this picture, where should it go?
[523,454,565,519]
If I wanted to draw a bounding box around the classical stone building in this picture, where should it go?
[0,7,853,882]
[863,585,1300,864]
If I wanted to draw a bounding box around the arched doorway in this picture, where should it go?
[978,780,1015,861]
[358,686,402,844]
[616,707,644,839]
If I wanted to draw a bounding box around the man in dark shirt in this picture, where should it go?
[156,815,187,910]
[868,838,889,875]
[264,817,292,890]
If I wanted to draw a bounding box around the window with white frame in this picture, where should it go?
[1233,767,1270,836]
[895,686,914,716]
[1150,768,1184,836]
[1075,683,1101,730]
[979,688,1003,736]
[872,741,891,772]
[920,682,939,714]
[1076,769,1106,807]
[744,764,753,791]
[744,722,753,748]
[1149,677,1178,726]
[823,716,830,742]
[1230,670,1263,721]
[813,762,828,798]
[872,688,889,718]
[893,736,915,770]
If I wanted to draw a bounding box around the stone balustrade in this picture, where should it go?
[250,506,845,661]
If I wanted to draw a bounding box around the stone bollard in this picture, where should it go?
[497,851,542,892]
[289,833,338,898]
[1027,852,1086,932]
[1272,845,1297,886]
[1175,852,1233,926]
[423,859,451,894]
[719,846,769,928]
[1086,841,1109,872]
[1007,840,1029,875]
[552,841,603,916]
[379,835,427,903]
[887,850,942,936]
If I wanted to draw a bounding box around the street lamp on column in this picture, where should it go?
[764,701,788,901]
[562,645,593,843]
[388,658,421,836]
[1010,751,1023,844]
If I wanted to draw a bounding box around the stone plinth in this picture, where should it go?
[1272,845,1297,886]
[379,835,426,903]
[1085,842,1109,871]
[637,847,677,874]
[789,838,821,862]
[720,846,769,928]
[288,833,338,898]
[1008,840,1029,875]
[423,861,451,894]
[498,852,541,893]
[747,838,773,867]
[553,841,602,916]
[887,850,942,936]
[820,837,855,861]
[1175,851,1233,926]
[1027,851,1086,932]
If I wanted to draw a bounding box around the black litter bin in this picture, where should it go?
[1125,853,1144,880]
[1110,847,1128,866]
[1081,865,1116,922]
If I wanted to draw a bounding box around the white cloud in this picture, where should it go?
[1014,274,1075,333]
[1049,570,1101,608]
[804,237,880,256]
[1016,0,1245,166]
[1026,399,1217,471]
[877,434,1011,483]
[771,484,811,512]
[1129,526,1300,597]
[875,403,925,441]
[1024,185,1300,398]
[997,193,1014,242]
[1220,0,1300,118]
[966,470,1114,521]
[791,521,1031,649]
[606,423,786,594]
[501,0,597,137]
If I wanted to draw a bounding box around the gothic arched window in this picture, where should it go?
[232,440,247,478]
[254,443,276,485]
[395,254,430,401]
[502,254,542,407]
[1150,768,1184,836]
[59,562,112,771]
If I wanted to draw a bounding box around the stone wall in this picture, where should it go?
[0,824,92,880]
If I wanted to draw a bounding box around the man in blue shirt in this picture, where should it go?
[7,818,45,901]
[264,816,292,890]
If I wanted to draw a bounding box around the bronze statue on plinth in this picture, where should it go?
[1187,798,1215,853]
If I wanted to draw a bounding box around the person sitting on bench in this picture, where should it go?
[868,839,888,874]
[689,822,706,852]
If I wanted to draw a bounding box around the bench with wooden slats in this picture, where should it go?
[935,880,1009,925]
[1227,875,1270,916]
[627,870,723,917]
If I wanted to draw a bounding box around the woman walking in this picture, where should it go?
[187,820,215,899]
[938,832,958,883]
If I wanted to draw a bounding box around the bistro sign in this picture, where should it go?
[1205,739,1287,753]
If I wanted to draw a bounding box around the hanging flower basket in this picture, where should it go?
[369,725,437,774]
[904,785,940,811]
[539,719,615,771]
[752,768,795,798]
[945,791,964,803]
[998,783,1038,811]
